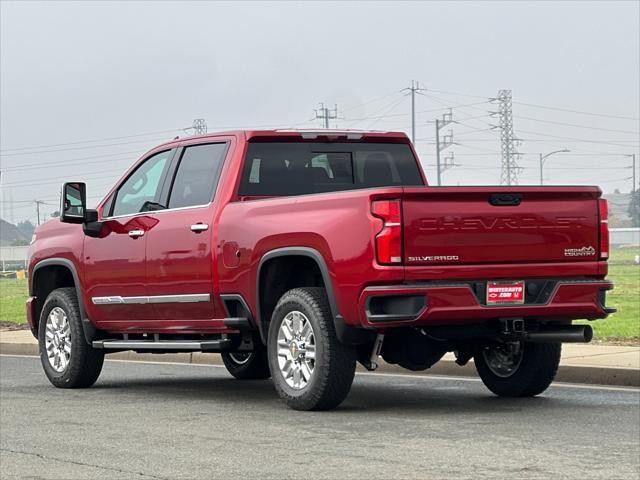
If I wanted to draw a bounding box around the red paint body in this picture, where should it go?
[27,130,612,338]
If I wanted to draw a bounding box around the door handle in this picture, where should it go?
[128,229,145,238]
[190,223,209,233]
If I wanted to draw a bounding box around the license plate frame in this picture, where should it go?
[486,281,525,305]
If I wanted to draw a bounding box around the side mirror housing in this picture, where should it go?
[60,182,87,224]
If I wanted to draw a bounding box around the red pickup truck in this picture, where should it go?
[27,129,614,410]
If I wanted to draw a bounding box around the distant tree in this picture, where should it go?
[16,220,35,238]
[628,189,640,228]
[614,188,621,194]
[11,239,30,246]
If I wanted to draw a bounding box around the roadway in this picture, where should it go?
[1,355,638,479]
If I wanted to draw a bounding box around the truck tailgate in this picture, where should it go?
[402,186,602,266]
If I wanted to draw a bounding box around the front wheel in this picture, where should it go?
[474,341,561,397]
[267,287,356,411]
[38,287,104,388]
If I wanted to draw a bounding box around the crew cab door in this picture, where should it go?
[83,149,174,326]
[144,141,229,323]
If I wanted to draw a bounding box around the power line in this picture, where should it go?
[1,149,144,171]
[515,115,640,135]
[516,129,638,148]
[342,101,488,123]
[341,91,400,113]
[2,167,126,187]
[422,87,639,121]
[345,94,404,127]
[513,101,640,121]
[0,128,184,153]
[366,97,406,130]
[0,136,174,157]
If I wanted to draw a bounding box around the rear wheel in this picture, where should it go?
[38,287,104,388]
[221,347,271,380]
[474,341,561,397]
[267,287,356,411]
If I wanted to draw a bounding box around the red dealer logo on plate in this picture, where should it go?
[486,281,525,305]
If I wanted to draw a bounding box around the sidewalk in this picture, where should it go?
[2,329,638,387]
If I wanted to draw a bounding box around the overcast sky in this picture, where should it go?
[1,0,639,224]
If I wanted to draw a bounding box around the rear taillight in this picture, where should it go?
[599,199,609,260]
[371,199,402,264]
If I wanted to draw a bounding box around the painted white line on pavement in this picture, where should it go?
[2,353,638,393]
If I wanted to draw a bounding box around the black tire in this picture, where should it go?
[267,287,356,411]
[474,342,561,397]
[221,347,271,380]
[38,287,104,388]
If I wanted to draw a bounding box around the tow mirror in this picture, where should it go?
[60,182,87,224]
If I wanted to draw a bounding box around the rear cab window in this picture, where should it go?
[238,142,423,197]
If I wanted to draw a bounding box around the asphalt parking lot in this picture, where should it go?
[1,355,639,479]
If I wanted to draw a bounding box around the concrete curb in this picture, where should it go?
[2,342,638,387]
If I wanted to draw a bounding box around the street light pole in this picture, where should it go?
[539,149,570,185]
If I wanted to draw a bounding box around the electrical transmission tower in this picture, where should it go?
[314,103,339,128]
[402,80,426,144]
[435,109,454,186]
[192,119,207,135]
[491,90,521,185]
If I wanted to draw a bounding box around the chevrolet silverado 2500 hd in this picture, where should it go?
[27,129,614,410]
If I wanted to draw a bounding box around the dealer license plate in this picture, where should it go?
[486,281,525,305]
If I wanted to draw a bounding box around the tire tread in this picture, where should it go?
[39,287,104,388]
[475,342,561,397]
[268,287,356,411]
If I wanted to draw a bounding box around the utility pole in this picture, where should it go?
[442,152,458,175]
[539,149,570,185]
[401,80,426,144]
[192,119,207,135]
[314,103,339,128]
[34,200,45,225]
[491,90,521,185]
[435,109,454,186]
[627,154,637,192]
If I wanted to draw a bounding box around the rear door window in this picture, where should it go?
[167,143,228,209]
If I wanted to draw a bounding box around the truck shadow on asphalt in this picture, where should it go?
[87,373,568,414]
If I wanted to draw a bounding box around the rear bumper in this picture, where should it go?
[358,279,614,327]
[25,296,38,337]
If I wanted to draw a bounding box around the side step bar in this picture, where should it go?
[93,338,232,352]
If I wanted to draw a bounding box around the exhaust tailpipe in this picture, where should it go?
[524,325,593,343]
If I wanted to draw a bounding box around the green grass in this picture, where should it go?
[0,277,28,327]
[576,247,639,341]
[1,249,638,340]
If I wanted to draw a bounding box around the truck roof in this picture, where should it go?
[155,129,410,150]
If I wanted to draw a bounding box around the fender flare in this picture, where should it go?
[256,247,373,345]
[31,258,97,344]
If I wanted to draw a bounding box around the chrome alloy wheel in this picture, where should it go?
[482,342,524,378]
[277,310,316,389]
[45,307,72,373]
